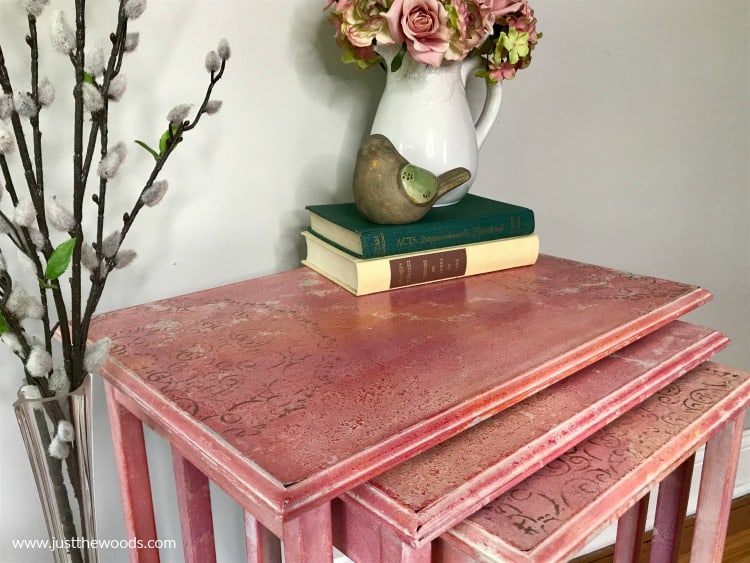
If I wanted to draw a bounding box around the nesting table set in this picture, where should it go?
[91,255,750,562]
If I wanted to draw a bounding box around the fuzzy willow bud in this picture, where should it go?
[0,125,15,155]
[47,196,76,231]
[14,93,38,119]
[26,346,54,379]
[1,333,24,355]
[13,198,36,228]
[108,75,127,102]
[84,338,111,373]
[141,180,168,207]
[38,77,56,107]
[115,249,137,269]
[97,143,126,180]
[82,83,104,113]
[51,11,75,55]
[48,437,70,459]
[102,230,121,258]
[217,38,231,61]
[123,0,147,19]
[56,420,75,442]
[49,367,70,393]
[205,51,221,73]
[0,94,14,120]
[80,243,100,272]
[85,48,106,78]
[167,103,191,125]
[22,0,50,17]
[123,32,140,52]
[204,100,222,115]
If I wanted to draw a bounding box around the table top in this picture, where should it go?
[91,255,711,523]
[341,321,727,546]
[445,361,750,562]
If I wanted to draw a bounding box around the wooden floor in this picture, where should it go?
[572,494,750,563]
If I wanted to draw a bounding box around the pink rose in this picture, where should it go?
[490,0,527,17]
[385,0,451,67]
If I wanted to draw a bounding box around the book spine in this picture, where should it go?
[388,249,468,289]
[356,235,539,295]
[360,212,534,258]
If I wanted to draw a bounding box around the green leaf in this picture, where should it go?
[390,44,407,73]
[83,71,96,85]
[134,140,160,161]
[45,238,76,281]
[0,311,9,334]
[158,125,180,156]
[158,128,170,155]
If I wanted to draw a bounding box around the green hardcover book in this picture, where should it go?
[306,194,535,258]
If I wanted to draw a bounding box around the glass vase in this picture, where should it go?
[13,375,98,563]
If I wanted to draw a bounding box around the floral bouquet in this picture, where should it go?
[325,0,540,83]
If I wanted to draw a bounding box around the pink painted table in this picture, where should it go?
[435,362,750,562]
[91,255,711,561]
[332,321,729,561]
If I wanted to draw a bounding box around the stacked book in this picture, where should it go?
[302,194,539,296]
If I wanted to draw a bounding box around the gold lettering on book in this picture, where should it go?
[389,249,468,289]
[396,236,419,247]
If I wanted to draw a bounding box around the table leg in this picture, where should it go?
[244,510,281,563]
[172,448,216,563]
[689,412,745,563]
[282,503,333,562]
[380,531,432,563]
[104,383,159,563]
[649,454,694,563]
[614,493,649,563]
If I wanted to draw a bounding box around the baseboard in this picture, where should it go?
[574,427,750,556]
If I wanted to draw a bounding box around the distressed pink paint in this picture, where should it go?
[104,383,159,563]
[244,511,281,563]
[613,495,649,563]
[650,454,694,562]
[690,414,746,562]
[335,321,726,551]
[437,362,750,562]
[171,449,216,563]
[91,256,710,524]
[281,503,333,562]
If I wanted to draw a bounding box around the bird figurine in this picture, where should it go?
[353,134,471,225]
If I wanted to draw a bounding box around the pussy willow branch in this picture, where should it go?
[94,10,128,270]
[0,43,74,379]
[0,156,18,205]
[81,6,128,189]
[27,14,55,353]
[70,0,87,390]
[79,62,226,340]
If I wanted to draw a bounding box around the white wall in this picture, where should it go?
[0,1,748,561]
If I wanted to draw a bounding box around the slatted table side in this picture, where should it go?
[332,322,727,554]
[435,362,750,563]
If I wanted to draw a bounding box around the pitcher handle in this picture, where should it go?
[460,57,503,148]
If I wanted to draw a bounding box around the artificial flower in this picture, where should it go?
[325,0,541,81]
